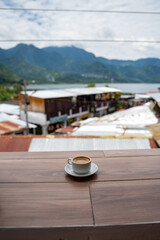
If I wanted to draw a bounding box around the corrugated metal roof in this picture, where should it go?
[28,138,151,151]
[135,94,150,99]
[0,135,156,152]
[0,136,35,151]
[0,121,23,135]
[147,93,160,103]
[22,87,121,99]
[0,104,20,115]
[0,113,37,129]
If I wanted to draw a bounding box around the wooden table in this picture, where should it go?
[0,149,160,240]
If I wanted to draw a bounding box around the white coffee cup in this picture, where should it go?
[68,156,91,174]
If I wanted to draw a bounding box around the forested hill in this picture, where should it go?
[0,44,160,83]
[0,63,20,84]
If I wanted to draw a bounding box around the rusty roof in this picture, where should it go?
[0,135,45,152]
[0,135,158,152]
[0,136,32,152]
[0,121,23,135]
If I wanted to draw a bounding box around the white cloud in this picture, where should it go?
[0,0,160,59]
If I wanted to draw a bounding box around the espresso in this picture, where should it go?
[73,157,90,164]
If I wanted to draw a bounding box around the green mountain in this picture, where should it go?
[107,65,160,83]
[0,44,160,83]
[0,63,20,84]
[1,56,55,82]
[43,46,97,64]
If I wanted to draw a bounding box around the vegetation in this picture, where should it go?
[1,57,55,83]
[86,83,96,88]
[0,44,160,84]
[0,63,20,84]
[0,84,22,102]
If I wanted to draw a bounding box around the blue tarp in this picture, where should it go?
[50,114,68,124]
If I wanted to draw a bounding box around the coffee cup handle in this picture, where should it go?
[68,158,72,165]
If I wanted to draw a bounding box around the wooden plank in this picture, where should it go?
[0,149,159,160]
[93,155,160,181]
[90,180,160,225]
[1,223,160,240]
[0,156,159,183]
[0,182,92,227]
[103,149,160,158]
[0,158,72,183]
[0,150,105,160]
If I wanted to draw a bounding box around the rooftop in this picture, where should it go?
[0,113,37,135]
[0,135,157,152]
[21,87,121,99]
[147,92,160,105]
[0,103,20,115]
[72,104,158,137]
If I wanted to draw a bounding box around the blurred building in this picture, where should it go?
[19,87,121,134]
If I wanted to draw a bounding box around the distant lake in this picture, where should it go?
[27,83,160,94]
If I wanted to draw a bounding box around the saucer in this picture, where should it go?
[65,162,98,178]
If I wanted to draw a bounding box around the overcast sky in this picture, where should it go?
[0,0,160,60]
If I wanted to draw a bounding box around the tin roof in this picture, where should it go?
[0,135,38,152]
[0,135,157,152]
[135,94,150,99]
[21,87,121,99]
[147,93,160,105]
[0,113,37,129]
[0,121,24,135]
[0,104,20,115]
[28,137,151,151]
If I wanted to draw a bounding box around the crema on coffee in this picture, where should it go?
[73,157,90,164]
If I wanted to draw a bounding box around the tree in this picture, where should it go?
[86,83,96,88]
[13,83,23,95]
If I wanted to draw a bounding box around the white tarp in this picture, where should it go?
[72,104,158,137]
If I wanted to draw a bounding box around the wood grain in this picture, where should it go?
[0,149,159,160]
[0,149,160,239]
[0,155,159,183]
[0,150,105,160]
[103,149,160,158]
[0,182,92,227]
[93,155,160,181]
[90,180,160,225]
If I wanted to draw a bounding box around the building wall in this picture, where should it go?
[19,94,45,113]
[45,98,73,120]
